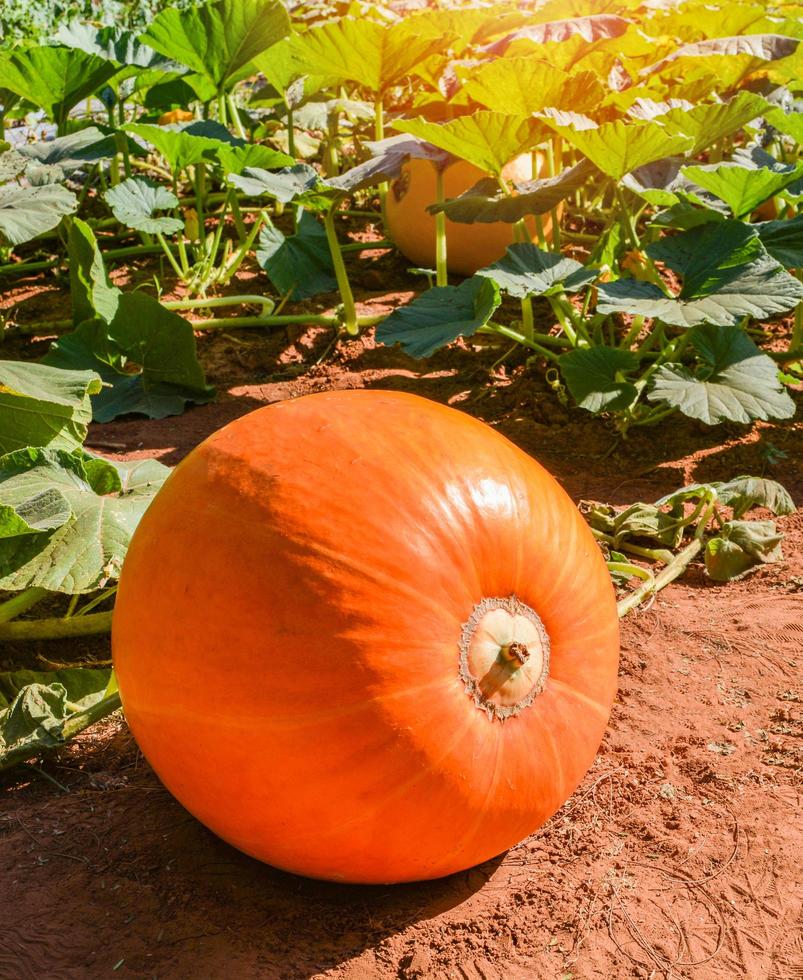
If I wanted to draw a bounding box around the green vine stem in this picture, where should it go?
[615,185,640,250]
[590,528,674,565]
[435,167,448,287]
[616,539,702,617]
[286,105,297,159]
[61,690,122,740]
[488,322,561,362]
[520,296,535,340]
[227,93,248,141]
[374,96,388,207]
[10,311,385,337]
[0,588,48,625]
[0,610,113,641]
[323,205,359,335]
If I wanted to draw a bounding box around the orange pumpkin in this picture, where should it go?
[113,390,619,884]
[158,109,195,126]
[384,154,557,276]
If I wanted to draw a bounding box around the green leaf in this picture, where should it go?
[0,487,72,539]
[0,46,120,130]
[140,0,291,94]
[227,164,338,211]
[542,117,693,181]
[484,13,629,56]
[477,243,597,298]
[559,346,639,413]
[44,292,215,423]
[376,277,501,358]
[104,177,183,235]
[16,126,123,179]
[659,92,770,155]
[393,112,545,176]
[0,668,118,771]
[67,218,121,327]
[715,476,796,518]
[462,59,604,116]
[0,183,77,247]
[644,34,801,78]
[0,362,101,455]
[0,449,170,594]
[621,157,717,209]
[288,17,450,94]
[648,221,764,297]
[53,21,170,70]
[598,223,803,327]
[705,519,784,581]
[429,159,597,224]
[682,160,803,219]
[613,503,684,549]
[754,215,803,269]
[124,120,243,171]
[204,142,293,176]
[647,324,795,425]
[256,211,336,301]
[766,107,803,146]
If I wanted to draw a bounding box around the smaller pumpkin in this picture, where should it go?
[384,153,556,276]
[158,109,195,126]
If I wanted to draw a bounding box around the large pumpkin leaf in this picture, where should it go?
[0,183,77,247]
[658,92,770,155]
[376,277,501,359]
[705,520,784,582]
[140,0,291,94]
[256,211,336,301]
[715,476,796,519]
[53,21,170,70]
[16,127,124,179]
[754,215,803,269]
[682,160,803,219]
[643,3,767,43]
[393,113,545,176]
[124,121,243,171]
[0,450,170,594]
[644,34,800,77]
[45,292,215,423]
[203,142,293,176]
[647,324,795,425]
[766,107,803,147]
[67,218,120,328]
[227,164,339,211]
[104,177,183,235]
[0,362,101,455]
[0,46,120,131]
[0,486,71,539]
[483,13,629,57]
[559,346,639,413]
[461,59,604,116]
[288,18,450,94]
[477,243,597,298]
[597,223,803,327]
[0,668,119,772]
[542,117,693,181]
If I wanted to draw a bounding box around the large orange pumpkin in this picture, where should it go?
[384,154,556,276]
[113,390,619,884]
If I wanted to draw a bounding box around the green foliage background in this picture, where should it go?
[0,0,193,41]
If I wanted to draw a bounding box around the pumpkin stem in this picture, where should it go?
[501,641,530,666]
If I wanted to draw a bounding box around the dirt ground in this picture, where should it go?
[1,243,802,979]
